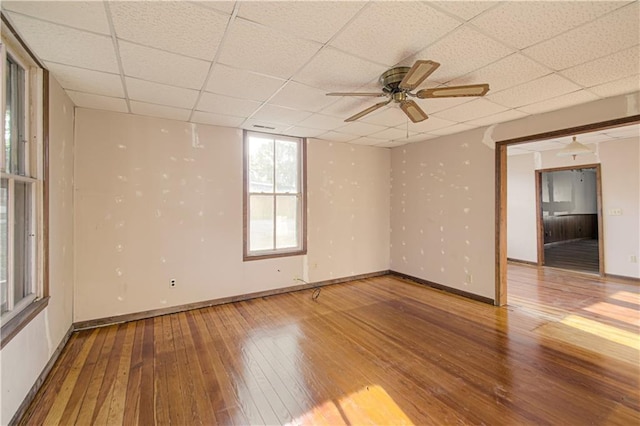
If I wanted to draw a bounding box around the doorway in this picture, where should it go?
[536,165,603,275]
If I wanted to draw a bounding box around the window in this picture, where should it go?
[244,131,306,260]
[1,26,47,345]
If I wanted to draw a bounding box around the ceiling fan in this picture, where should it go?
[327,60,490,123]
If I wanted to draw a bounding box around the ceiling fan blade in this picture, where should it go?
[326,92,385,97]
[400,100,428,123]
[416,84,490,99]
[345,99,392,122]
[399,60,440,91]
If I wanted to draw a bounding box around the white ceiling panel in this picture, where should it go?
[316,131,358,143]
[191,1,236,15]
[269,81,335,111]
[419,96,474,114]
[130,101,191,121]
[602,124,640,139]
[361,107,410,128]
[237,1,366,44]
[197,92,261,116]
[7,13,119,73]
[518,91,600,115]
[489,74,582,108]
[430,123,476,136]
[402,116,457,133]
[348,136,383,146]
[109,1,229,61]
[330,2,461,66]
[587,76,640,98]
[45,62,124,98]
[298,114,349,131]
[432,98,509,122]
[402,133,439,144]
[431,1,498,21]
[523,2,640,71]
[190,111,245,128]
[118,41,211,90]
[241,119,289,135]
[472,1,626,50]
[217,19,322,79]
[126,78,200,110]
[465,109,529,127]
[251,104,312,126]
[319,97,374,118]
[560,46,640,88]
[369,127,418,141]
[3,1,111,34]
[283,126,326,138]
[67,91,128,113]
[205,64,285,102]
[337,121,388,137]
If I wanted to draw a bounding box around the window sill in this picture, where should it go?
[244,249,307,262]
[1,297,49,349]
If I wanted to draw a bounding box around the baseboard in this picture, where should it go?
[507,258,538,266]
[604,273,640,283]
[73,270,390,330]
[389,270,494,305]
[9,324,74,426]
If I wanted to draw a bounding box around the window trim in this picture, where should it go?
[243,130,307,261]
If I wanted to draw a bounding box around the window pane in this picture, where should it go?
[276,195,298,249]
[5,56,27,175]
[249,137,274,193]
[0,179,7,313]
[249,195,274,251]
[275,140,298,193]
[13,181,33,305]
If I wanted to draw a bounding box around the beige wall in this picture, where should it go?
[73,109,390,322]
[1,76,75,423]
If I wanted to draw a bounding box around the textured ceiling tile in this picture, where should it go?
[119,41,210,90]
[587,75,640,98]
[109,2,228,61]
[560,46,640,88]
[218,19,322,79]
[320,97,375,118]
[237,1,365,44]
[316,131,358,142]
[523,2,640,70]
[488,74,582,108]
[402,133,439,143]
[66,90,128,113]
[293,47,388,92]
[46,62,124,98]
[241,119,289,134]
[283,126,326,138]
[298,114,348,131]
[430,123,476,136]
[368,127,418,141]
[190,111,245,128]
[125,78,199,110]
[197,92,262,116]
[205,64,285,102]
[402,116,457,133]
[432,98,509,122]
[130,101,191,121]
[472,1,626,49]
[414,26,514,83]
[348,136,383,146]
[251,104,313,125]
[431,1,498,21]
[375,140,408,148]
[191,1,236,15]
[269,82,335,111]
[330,2,461,66]
[7,13,118,72]
[337,121,388,137]
[465,109,529,127]
[518,90,600,115]
[3,1,110,34]
[361,107,409,127]
[602,124,640,139]
[420,96,473,114]
[507,146,534,156]
[449,53,552,93]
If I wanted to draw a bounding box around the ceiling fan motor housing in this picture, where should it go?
[380,67,410,93]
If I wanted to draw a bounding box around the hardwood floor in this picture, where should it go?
[19,266,639,425]
[544,238,600,273]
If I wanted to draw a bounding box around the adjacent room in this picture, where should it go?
[1,1,639,424]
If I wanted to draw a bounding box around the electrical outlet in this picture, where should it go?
[170,279,176,287]
[608,208,623,216]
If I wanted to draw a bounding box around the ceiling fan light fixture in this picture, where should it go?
[556,136,592,160]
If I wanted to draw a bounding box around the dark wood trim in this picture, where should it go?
[0,13,46,69]
[604,273,640,283]
[535,169,544,266]
[74,270,389,330]
[389,271,494,305]
[594,165,605,276]
[495,143,507,306]
[43,69,50,297]
[536,163,601,173]
[0,297,49,349]
[8,324,73,426]
[507,258,538,266]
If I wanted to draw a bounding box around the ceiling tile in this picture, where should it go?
[518,90,600,115]
[348,137,383,146]
[316,131,358,143]
[237,1,366,44]
[587,75,640,98]
[430,123,476,136]
[507,147,535,156]
[191,1,236,15]
[125,77,199,110]
[293,47,388,92]
[66,90,128,113]
[420,96,474,114]
[241,119,289,134]
[472,1,626,49]
[369,127,418,141]
[488,74,582,108]
[432,98,509,122]
[401,116,457,133]
[45,62,124,98]
[602,124,640,139]
[190,111,245,128]
[361,106,410,127]
[109,2,228,61]
[402,133,439,143]
[523,2,640,70]
[431,1,498,21]
[560,46,640,88]
[413,26,514,83]
[205,64,285,102]
[465,109,529,127]
[375,140,408,148]
[251,104,312,126]
[130,101,191,121]
[3,1,110,34]
[320,97,376,119]
[197,92,262,116]
[282,126,326,138]
[337,121,388,137]
[269,81,335,111]
[118,41,210,90]
[298,114,348,131]
[330,2,461,66]
[217,19,322,79]
[449,53,552,93]
[6,13,118,73]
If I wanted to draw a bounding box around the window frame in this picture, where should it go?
[243,130,307,261]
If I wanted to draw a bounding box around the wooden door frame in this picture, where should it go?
[495,114,640,306]
[535,164,604,276]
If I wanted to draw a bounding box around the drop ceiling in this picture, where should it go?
[2,1,639,148]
